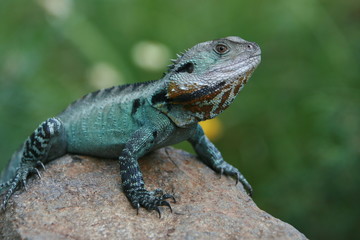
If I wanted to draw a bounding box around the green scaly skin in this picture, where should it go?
[0,36,261,217]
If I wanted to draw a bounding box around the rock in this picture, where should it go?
[0,147,307,240]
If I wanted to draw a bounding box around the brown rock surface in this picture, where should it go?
[0,147,307,240]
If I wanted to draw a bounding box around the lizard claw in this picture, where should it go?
[155,207,161,218]
[219,168,224,179]
[233,171,253,196]
[22,179,28,191]
[37,161,46,171]
[1,203,6,212]
[235,172,253,196]
[135,202,140,215]
[214,162,253,196]
[162,193,176,203]
[33,168,42,179]
[161,200,172,213]
[126,188,175,217]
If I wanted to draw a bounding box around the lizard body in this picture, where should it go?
[0,36,261,215]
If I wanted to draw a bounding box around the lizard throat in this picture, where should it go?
[167,68,255,121]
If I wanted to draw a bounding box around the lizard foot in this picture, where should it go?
[125,188,176,218]
[214,162,253,196]
[0,165,42,210]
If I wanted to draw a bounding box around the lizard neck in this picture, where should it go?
[152,69,255,128]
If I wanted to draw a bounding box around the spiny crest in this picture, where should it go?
[167,53,184,72]
[166,48,191,72]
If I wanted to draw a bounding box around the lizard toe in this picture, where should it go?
[162,193,176,203]
[128,188,174,217]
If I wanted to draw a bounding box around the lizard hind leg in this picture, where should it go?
[0,117,66,210]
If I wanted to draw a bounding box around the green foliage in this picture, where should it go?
[0,0,359,239]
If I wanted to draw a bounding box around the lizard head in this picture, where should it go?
[160,36,261,126]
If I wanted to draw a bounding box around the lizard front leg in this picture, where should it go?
[119,127,174,217]
[188,124,253,196]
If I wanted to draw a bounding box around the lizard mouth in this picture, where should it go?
[250,54,261,58]
[212,54,261,77]
[237,54,261,66]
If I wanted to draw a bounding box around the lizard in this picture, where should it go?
[0,36,261,217]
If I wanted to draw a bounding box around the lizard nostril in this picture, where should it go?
[246,43,260,54]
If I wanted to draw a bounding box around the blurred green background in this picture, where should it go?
[1,0,359,239]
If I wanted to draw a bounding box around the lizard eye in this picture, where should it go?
[214,44,229,54]
[176,62,194,73]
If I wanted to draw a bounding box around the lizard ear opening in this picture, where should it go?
[175,62,194,74]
